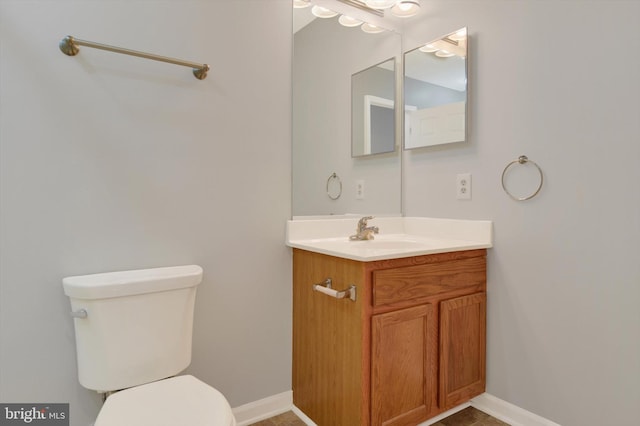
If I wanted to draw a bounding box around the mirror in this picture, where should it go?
[352,58,396,157]
[292,7,402,217]
[404,28,468,149]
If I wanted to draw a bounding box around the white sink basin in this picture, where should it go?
[286,217,492,261]
[348,238,429,250]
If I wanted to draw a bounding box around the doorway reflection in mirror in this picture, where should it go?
[352,57,396,157]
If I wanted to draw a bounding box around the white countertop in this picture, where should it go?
[286,216,493,261]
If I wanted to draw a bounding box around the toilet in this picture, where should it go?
[63,265,236,426]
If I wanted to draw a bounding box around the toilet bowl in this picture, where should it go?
[95,376,235,426]
[63,265,236,426]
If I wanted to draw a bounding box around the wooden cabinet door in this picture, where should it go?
[371,304,436,426]
[439,292,486,409]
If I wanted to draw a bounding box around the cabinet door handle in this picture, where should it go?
[312,278,356,302]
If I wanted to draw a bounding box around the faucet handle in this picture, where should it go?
[357,216,373,230]
[359,215,374,224]
[350,216,378,240]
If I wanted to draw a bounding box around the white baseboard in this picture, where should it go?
[232,391,293,426]
[231,391,560,426]
[471,393,562,426]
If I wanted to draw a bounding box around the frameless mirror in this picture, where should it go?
[404,27,468,149]
[292,6,402,217]
[352,58,396,157]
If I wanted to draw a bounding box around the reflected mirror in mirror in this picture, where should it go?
[404,27,467,149]
[352,58,396,157]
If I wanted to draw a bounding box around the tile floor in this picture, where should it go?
[249,407,509,426]
[431,407,510,426]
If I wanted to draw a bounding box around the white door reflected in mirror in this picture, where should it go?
[404,27,468,149]
[406,101,465,148]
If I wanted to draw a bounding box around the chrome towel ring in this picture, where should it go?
[326,172,342,200]
[501,155,544,201]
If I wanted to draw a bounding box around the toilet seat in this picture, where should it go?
[95,375,236,426]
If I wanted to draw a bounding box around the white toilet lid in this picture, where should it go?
[95,375,236,426]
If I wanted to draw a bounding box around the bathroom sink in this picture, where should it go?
[286,217,493,261]
[349,238,429,250]
[307,235,437,251]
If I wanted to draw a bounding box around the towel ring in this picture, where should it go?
[326,172,342,200]
[501,155,543,201]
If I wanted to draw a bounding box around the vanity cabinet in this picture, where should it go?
[292,248,486,426]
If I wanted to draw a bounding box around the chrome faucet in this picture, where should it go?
[350,216,379,241]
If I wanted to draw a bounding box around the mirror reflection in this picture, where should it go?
[292,9,402,216]
[352,58,396,157]
[404,27,468,149]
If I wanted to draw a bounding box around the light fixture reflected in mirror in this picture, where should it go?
[294,1,422,35]
[339,15,363,27]
[391,0,420,17]
[293,0,311,8]
[419,44,438,53]
[361,23,385,33]
[435,49,455,58]
[365,0,397,9]
[312,5,339,18]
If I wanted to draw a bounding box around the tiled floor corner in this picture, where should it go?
[431,407,510,426]
[249,410,306,426]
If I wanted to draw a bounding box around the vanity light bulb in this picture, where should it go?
[311,5,338,18]
[391,0,420,17]
[435,49,455,58]
[419,44,438,53]
[365,0,397,10]
[339,15,363,27]
[293,0,311,8]
[449,28,468,41]
[361,23,385,34]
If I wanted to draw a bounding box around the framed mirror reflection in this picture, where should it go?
[404,27,468,149]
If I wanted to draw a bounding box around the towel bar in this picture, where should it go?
[59,35,209,80]
[312,278,356,302]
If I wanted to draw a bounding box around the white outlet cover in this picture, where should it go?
[456,173,472,200]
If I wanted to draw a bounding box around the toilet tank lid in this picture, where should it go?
[63,265,203,300]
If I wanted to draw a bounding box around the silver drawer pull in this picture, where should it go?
[312,278,356,302]
[70,309,88,319]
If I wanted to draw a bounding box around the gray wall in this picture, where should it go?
[404,76,466,109]
[402,1,639,425]
[0,1,292,425]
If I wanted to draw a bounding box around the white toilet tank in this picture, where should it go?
[63,265,203,393]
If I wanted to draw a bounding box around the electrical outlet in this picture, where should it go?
[456,173,472,200]
[356,180,365,200]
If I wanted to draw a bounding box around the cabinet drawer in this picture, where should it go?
[372,256,486,307]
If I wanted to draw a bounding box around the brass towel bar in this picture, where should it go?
[59,35,209,80]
